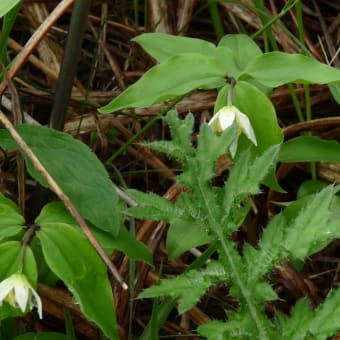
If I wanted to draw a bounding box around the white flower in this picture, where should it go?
[0,273,42,318]
[208,105,257,157]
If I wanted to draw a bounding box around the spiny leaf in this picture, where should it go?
[140,261,226,313]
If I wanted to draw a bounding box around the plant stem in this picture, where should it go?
[198,181,269,340]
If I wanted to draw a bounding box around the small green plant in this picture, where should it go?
[97,32,340,338]
[125,110,340,339]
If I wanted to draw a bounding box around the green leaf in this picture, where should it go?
[0,1,21,63]
[0,125,122,235]
[233,81,283,155]
[14,333,68,340]
[36,222,118,339]
[328,83,340,104]
[279,289,340,339]
[0,194,24,241]
[0,0,21,17]
[240,52,340,87]
[37,202,152,265]
[133,33,218,63]
[232,81,283,190]
[140,261,226,313]
[98,53,226,113]
[284,185,338,260]
[218,34,262,76]
[279,136,340,163]
[127,189,178,221]
[166,217,213,259]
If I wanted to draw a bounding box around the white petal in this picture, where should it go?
[13,276,29,313]
[218,108,235,130]
[234,109,257,146]
[30,289,43,319]
[0,277,15,303]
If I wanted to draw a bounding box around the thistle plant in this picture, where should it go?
[126,110,340,339]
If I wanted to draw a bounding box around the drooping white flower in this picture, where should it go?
[0,273,42,318]
[208,105,257,157]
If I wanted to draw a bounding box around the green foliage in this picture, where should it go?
[240,52,340,87]
[0,0,21,18]
[0,125,123,236]
[0,1,21,63]
[0,194,24,241]
[129,112,340,339]
[279,136,340,163]
[35,206,118,339]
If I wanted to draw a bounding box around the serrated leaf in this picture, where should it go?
[279,289,340,339]
[240,52,340,87]
[127,189,179,221]
[0,125,122,236]
[98,53,226,113]
[223,146,280,220]
[284,185,337,260]
[232,81,283,190]
[36,223,118,339]
[0,193,24,241]
[140,261,226,313]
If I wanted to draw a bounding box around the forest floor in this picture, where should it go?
[2,0,340,339]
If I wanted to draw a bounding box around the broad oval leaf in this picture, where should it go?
[218,34,262,74]
[36,222,118,340]
[133,33,217,63]
[0,193,24,241]
[279,136,340,163]
[36,202,152,265]
[232,81,283,190]
[0,125,122,235]
[98,53,226,113]
[240,52,340,87]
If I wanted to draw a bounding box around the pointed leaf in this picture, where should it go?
[284,185,337,260]
[279,136,340,163]
[37,202,152,265]
[140,261,226,313]
[240,52,340,87]
[218,34,262,75]
[98,53,226,113]
[36,223,118,339]
[0,193,24,241]
[0,125,122,235]
[133,33,217,63]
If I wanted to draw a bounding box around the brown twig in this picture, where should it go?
[0,109,128,290]
[0,0,75,96]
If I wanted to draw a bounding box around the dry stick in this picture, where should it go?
[0,109,128,290]
[0,0,75,96]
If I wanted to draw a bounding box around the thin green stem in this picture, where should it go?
[251,0,299,40]
[198,181,269,340]
[208,0,224,41]
[288,84,304,122]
